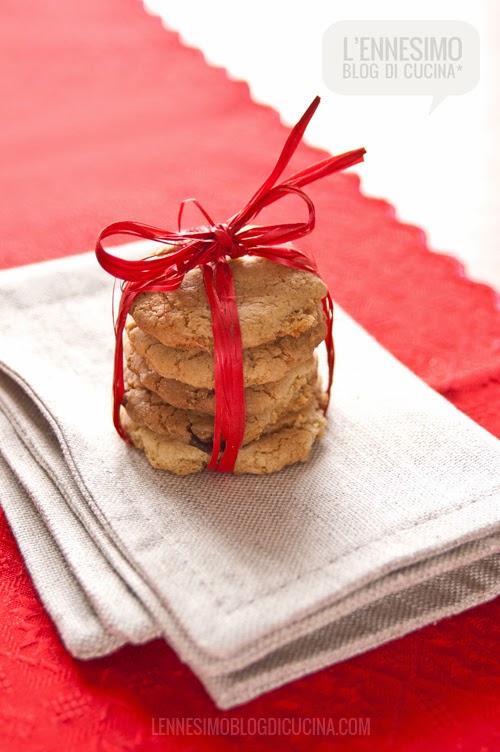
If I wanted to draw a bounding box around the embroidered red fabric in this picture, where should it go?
[0,1,499,750]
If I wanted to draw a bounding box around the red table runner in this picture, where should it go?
[1,1,499,749]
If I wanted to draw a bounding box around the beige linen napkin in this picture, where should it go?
[0,245,499,709]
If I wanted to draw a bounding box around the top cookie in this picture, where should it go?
[129,255,328,350]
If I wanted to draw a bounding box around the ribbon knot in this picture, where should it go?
[212,222,238,255]
[95,96,365,473]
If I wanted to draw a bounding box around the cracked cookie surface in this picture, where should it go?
[129,255,328,350]
[126,311,326,389]
[122,366,321,448]
[121,395,327,475]
[125,340,319,416]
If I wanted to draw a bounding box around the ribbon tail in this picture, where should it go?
[112,284,139,444]
[284,147,366,190]
[231,96,321,229]
[203,259,246,472]
[322,292,335,409]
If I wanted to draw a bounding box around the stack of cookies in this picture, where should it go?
[120,256,329,474]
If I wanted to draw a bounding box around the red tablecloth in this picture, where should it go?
[1,1,499,749]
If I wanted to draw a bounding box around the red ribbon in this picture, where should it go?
[95,96,365,472]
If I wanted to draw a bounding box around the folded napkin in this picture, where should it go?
[0,245,499,709]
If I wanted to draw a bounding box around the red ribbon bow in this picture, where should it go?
[95,96,365,472]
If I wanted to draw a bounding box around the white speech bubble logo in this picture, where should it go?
[322,20,480,112]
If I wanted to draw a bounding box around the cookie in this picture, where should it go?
[129,255,328,351]
[126,311,326,389]
[125,340,318,416]
[121,395,327,475]
[122,366,320,449]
